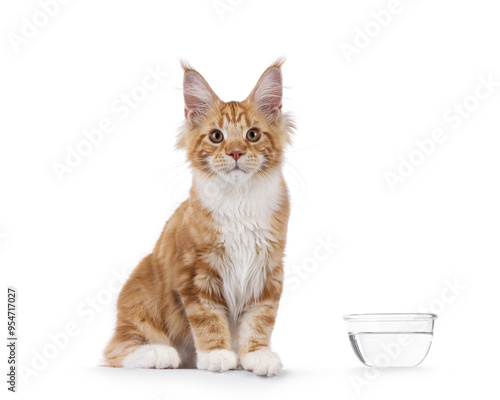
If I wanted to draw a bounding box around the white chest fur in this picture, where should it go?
[194,171,284,319]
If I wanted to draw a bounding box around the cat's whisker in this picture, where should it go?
[158,157,214,178]
[160,171,192,202]
[157,161,190,177]
[259,145,320,158]
[281,162,308,210]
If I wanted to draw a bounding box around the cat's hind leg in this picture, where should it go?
[103,253,182,369]
[103,327,181,369]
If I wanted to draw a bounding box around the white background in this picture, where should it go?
[1,0,499,399]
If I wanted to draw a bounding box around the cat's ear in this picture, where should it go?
[248,58,284,122]
[182,61,219,125]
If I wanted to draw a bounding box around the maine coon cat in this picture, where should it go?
[103,59,294,376]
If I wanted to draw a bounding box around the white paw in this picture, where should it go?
[122,345,181,369]
[241,348,282,377]
[197,350,238,372]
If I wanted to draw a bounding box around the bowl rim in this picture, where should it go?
[343,313,437,321]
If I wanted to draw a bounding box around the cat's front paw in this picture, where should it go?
[197,350,238,372]
[122,344,181,369]
[241,348,282,377]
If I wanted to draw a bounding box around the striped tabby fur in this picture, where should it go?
[103,59,294,376]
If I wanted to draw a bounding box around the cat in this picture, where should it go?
[103,58,294,376]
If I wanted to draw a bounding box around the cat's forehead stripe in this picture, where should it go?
[216,101,255,130]
[223,102,247,124]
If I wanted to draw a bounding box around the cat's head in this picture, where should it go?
[177,59,293,186]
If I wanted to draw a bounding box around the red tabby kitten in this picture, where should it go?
[103,59,294,376]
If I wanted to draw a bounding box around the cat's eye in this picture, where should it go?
[246,129,261,142]
[209,130,224,143]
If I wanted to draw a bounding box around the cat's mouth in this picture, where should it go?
[228,164,246,173]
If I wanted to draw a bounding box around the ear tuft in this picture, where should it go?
[182,61,218,125]
[248,58,285,121]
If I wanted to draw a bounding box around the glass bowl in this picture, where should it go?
[343,313,437,367]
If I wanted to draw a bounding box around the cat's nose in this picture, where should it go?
[227,150,244,161]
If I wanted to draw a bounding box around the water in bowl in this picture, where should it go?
[349,332,433,367]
